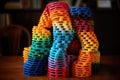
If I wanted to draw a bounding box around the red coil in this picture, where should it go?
[48,67,69,78]
[72,18,94,32]
[47,2,69,12]
[67,40,81,56]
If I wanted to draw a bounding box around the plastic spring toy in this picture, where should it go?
[23,1,100,78]
[46,2,74,78]
[23,8,52,76]
[70,7,100,77]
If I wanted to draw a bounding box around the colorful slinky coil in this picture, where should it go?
[23,1,100,78]
[70,7,100,77]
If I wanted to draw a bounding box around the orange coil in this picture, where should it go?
[78,32,99,52]
[23,47,30,63]
[72,51,94,77]
[38,8,52,29]
[50,9,71,22]
[72,62,92,77]
[77,51,94,63]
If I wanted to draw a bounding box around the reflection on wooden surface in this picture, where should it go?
[0,55,120,80]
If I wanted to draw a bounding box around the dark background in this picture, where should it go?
[93,10,120,55]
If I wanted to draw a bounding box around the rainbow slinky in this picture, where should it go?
[23,1,100,78]
[70,7,100,77]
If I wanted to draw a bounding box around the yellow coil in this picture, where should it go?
[78,32,99,52]
[32,26,51,36]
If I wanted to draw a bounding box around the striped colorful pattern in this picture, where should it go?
[47,2,74,78]
[23,2,100,78]
[70,7,100,77]
[23,19,52,75]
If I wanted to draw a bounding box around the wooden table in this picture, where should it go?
[0,55,120,80]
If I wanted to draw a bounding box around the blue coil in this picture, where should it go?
[23,58,48,76]
[70,7,92,17]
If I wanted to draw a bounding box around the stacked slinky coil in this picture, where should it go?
[47,2,74,78]
[70,7,100,77]
[23,1,100,78]
[23,26,52,76]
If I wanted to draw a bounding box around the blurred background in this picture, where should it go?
[0,0,120,56]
